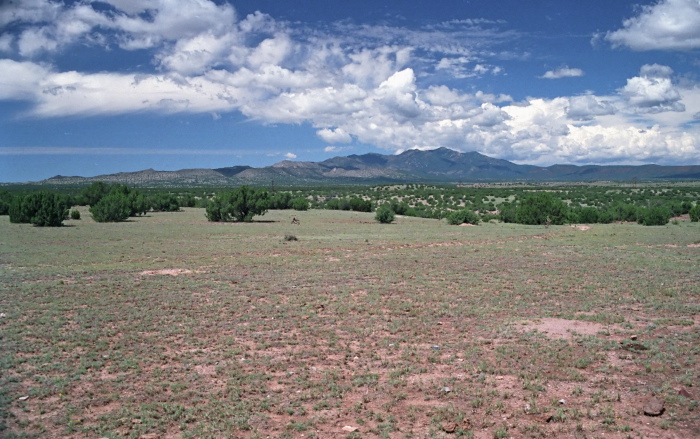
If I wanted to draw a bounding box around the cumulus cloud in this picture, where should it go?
[284,152,297,159]
[566,95,616,120]
[540,67,584,79]
[619,64,685,113]
[0,0,698,166]
[605,0,700,50]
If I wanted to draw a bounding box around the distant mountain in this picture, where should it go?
[34,147,700,186]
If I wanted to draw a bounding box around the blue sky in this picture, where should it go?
[1,0,699,182]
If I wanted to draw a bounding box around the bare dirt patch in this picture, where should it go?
[139,268,193,276]
[517,317,612,339]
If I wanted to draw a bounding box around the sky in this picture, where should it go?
[1,0,700,182]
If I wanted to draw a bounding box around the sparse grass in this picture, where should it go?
[1,206,699,438]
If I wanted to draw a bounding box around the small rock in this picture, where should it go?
[443,387,451,393]
[442,422,457,433]
[131,418,142,424]
[0,312,6,318]
[630,335,638,340]
[18,396,29,401]
[643,397,665,416]
[622,342,648,351]
[342,425,359,432]
[678,387,693,399]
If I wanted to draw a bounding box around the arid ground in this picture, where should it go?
[1,208,698,438]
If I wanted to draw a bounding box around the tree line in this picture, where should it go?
[1,182,184,226]
[2,182,699,226]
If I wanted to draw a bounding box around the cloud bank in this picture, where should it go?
[0,0,698,166]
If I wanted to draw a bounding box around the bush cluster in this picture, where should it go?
[3,184,698,230]
[80,182,181,222]
[206,186,269,222]
[374,205,395,223]
[446,209,480,225]
[514,193,568,225]
[690,205,700,222]
[9,191,70,227]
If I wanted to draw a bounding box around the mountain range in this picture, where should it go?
[36,148,700,186]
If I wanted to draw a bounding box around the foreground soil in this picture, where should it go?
[1,208,698,438]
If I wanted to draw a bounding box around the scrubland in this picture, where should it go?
[1,207,698,438]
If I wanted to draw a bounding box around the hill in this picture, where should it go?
[33,147,700,186]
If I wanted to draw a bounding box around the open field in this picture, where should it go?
[1,208,699,438]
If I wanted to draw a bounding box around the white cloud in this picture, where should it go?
[247,34,294,69]
[619,64,685,113]
[1,0,237,55]
[5,55,696,166]
[284,152,297,159]
[324,146,352,153]
[605,0,700,50]
[112,0,236,50]
[0,0,62,27]
[0,1,698,167]
[0,59,51,100]
[156,31,238,75]
[0,33,13,52]
[317,128,352,144]
[540,67,584,79]
[567,95,616,120]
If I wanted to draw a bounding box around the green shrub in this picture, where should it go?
[610,203,639,222]
[8,196,29,223]
[571,207,599,224]
[0,191,12,215]
[446,209,480,225]
[349,197,372,212]
[9,191,69,227]
[79,181,111,206]
[291,198,309,211]
[90,193,132,222]
[389,200,410,215]
[498,205,517,223]
[688,204,700,222]
[269,192,293,209]
[149,193,180,212]
[681,201,693,214]
[206,186,270,222]
[70,209,81,220]
[375,206,395,224]
[637,206,672,226]
[515,192,568,225]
